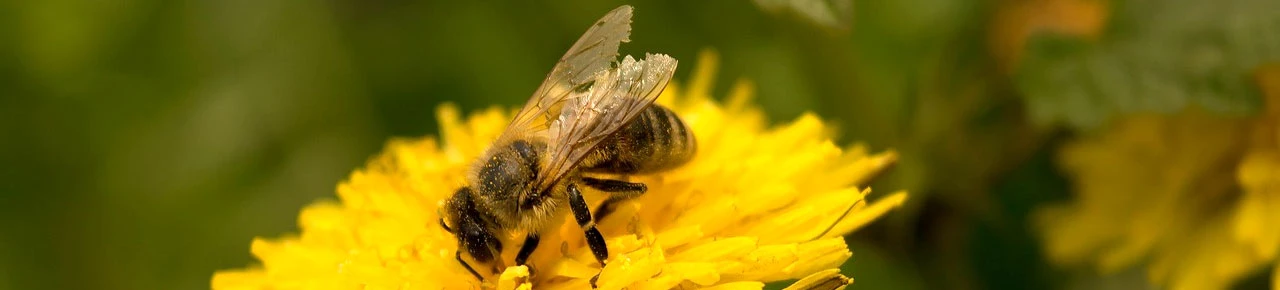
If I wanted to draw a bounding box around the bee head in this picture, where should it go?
[472,139,545,226]
[444,187,503,263]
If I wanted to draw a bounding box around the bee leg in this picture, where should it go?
[514,234,541,275]
[455,250,484,281]
[581,177,646,221]
[487,235,505,274]
[567,183,609,288]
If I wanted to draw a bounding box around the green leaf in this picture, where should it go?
[1014,0,1280,129]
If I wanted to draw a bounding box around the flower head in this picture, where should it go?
[212,51,907,289]
[1034,63,1280,290]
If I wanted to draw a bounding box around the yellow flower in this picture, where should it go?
[211,51,907,290]
[1034,63,1280,290]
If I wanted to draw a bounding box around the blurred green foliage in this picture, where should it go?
[1016,0,1279,129]
[1,0,1276,289]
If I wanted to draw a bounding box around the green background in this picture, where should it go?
[1,0,1275,289]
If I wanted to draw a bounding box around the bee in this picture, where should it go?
[437,5,695,285]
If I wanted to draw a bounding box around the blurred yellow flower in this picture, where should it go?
[1035,64,1280,290]
[211,51,907,290]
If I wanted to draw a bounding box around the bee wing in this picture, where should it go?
[537,54,678,190]
[495,5,678,191]
[500,5,635,141]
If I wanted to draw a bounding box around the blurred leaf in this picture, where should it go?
[971,146,1071,290]
[1015,0,1280,129]
[753,0,853,30]
[988,0,1109,71]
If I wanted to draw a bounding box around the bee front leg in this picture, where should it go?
[580,177,646,221]
[567,183,608,288]
[514,234,541,275]
[455,250,484,281]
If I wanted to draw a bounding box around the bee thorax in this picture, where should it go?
[469,139,564,232]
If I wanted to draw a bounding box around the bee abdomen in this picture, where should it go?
[581,104,696,174]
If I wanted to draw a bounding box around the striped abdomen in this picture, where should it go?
[580,104,695,174]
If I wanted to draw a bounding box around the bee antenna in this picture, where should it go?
[810,197,863,241]
[437,209,454,233]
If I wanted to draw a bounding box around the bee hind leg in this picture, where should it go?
[580,177,646,221]
[567,183,609,288]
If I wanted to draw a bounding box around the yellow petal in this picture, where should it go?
[783,268,853,290]
[825,191,909,239]
[702,281,766,290]
[596,247,666,290]
[497,266,530,290]
[1235,151,1280,260]
[1273,263,1279,290]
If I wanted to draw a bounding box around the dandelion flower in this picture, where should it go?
[211,51,907,289]
[1034,64,1280,290]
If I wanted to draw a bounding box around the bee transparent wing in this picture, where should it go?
[501,5,634,139]
[537,54,678,190]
